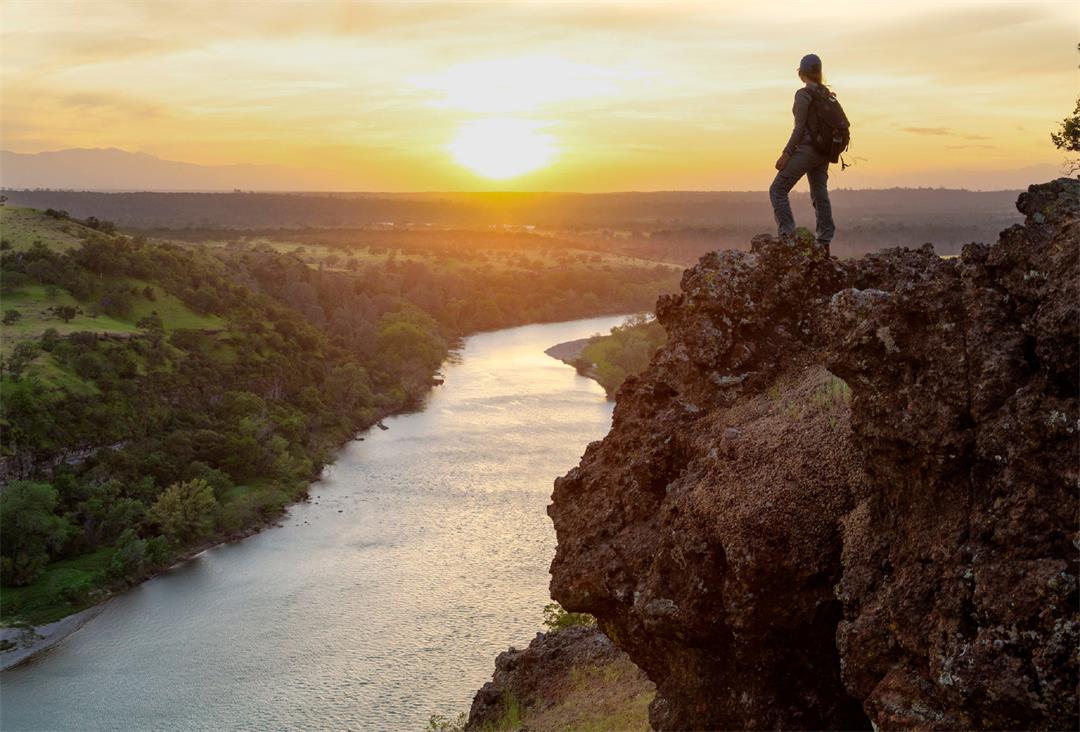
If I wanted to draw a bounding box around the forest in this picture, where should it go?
[0,207,679,625]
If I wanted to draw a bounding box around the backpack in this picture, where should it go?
[808,86,851,165]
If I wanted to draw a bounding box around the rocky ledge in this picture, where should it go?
[466,625,655,731]
[548,178,1078,730]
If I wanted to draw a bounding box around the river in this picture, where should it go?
[0,315,626,731]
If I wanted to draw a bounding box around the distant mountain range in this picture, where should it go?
[0,148,349,192]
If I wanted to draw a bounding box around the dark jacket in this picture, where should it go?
[782,82,819,156]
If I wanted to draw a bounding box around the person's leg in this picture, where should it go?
[769,169,799,238]
[769,146,819,239]
[807,158,835,245]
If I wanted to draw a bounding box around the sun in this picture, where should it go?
[449,118,556,180]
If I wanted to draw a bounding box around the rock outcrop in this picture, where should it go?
[548,178,1078,730]
[466,625,654,731]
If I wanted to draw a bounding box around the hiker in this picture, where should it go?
[769,53,849,252]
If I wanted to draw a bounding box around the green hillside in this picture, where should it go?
[0,206,97,252]
[0,206,679,626]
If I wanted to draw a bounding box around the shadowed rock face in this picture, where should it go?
[548,178,1078,730]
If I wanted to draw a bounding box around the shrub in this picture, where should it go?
[148,479,218,544]
[40,328,60,351]
[109,529,148,580]
[425,713,466,732]
[56,577,94,605]
[543,601,596,631]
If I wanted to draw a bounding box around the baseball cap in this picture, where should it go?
[799,54,822,73]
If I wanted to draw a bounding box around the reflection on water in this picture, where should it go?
[0,316,625,731]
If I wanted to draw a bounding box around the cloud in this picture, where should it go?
[903,127,992,141]
[0,0,1071,191]
[57,92,165,117]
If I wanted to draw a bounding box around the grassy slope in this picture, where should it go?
[520,656,653,732]
[0,207,91,252]
[1,208,223,356]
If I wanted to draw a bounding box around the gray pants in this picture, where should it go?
[769,144,834,243]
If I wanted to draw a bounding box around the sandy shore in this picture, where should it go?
[0,605,104,672]
[543,337,591,364]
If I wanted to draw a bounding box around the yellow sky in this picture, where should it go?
[1,0,1077,191]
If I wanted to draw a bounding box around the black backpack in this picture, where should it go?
[808,86,851,165]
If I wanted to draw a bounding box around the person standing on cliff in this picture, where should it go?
[769,53,838,252]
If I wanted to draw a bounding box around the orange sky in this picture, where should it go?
[1,0,1077,191]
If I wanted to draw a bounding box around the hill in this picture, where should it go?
[0,148,347,192]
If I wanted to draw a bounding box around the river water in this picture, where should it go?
[0,315,626,731]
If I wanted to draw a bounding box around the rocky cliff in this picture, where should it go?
[548,178,1078,730]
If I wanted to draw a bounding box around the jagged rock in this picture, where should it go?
[548,178,1078,730]
[465,625,649,730]
[827,177,1079,729]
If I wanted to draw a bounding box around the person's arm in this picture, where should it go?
[776,89,812,169]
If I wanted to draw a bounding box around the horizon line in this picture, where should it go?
[0,185,1031,195]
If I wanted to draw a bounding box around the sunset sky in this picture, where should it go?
[1,0,1076,191]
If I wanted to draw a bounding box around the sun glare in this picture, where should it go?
[449,118,557,179]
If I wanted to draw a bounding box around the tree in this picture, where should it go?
[137,311,165,340]
[75,481,146,547]
[98,283,135,318]
[109,530,170,581]
[54,305,78,322]
[148,478,218,544]
[3,309,21,325]
[83,216,115,234]
[4,341,39,379]
[0,481,72,586]
[1051,95,1080,172]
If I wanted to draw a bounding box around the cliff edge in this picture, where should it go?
[548,178,1078,730]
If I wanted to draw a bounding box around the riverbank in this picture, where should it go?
[545,315,665,400]
[0,606,103,672]
[1,315,627,730]
[544,337,603,391]
[0,398,404,669]
[0,318,609,670]
[0,504,281,671]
